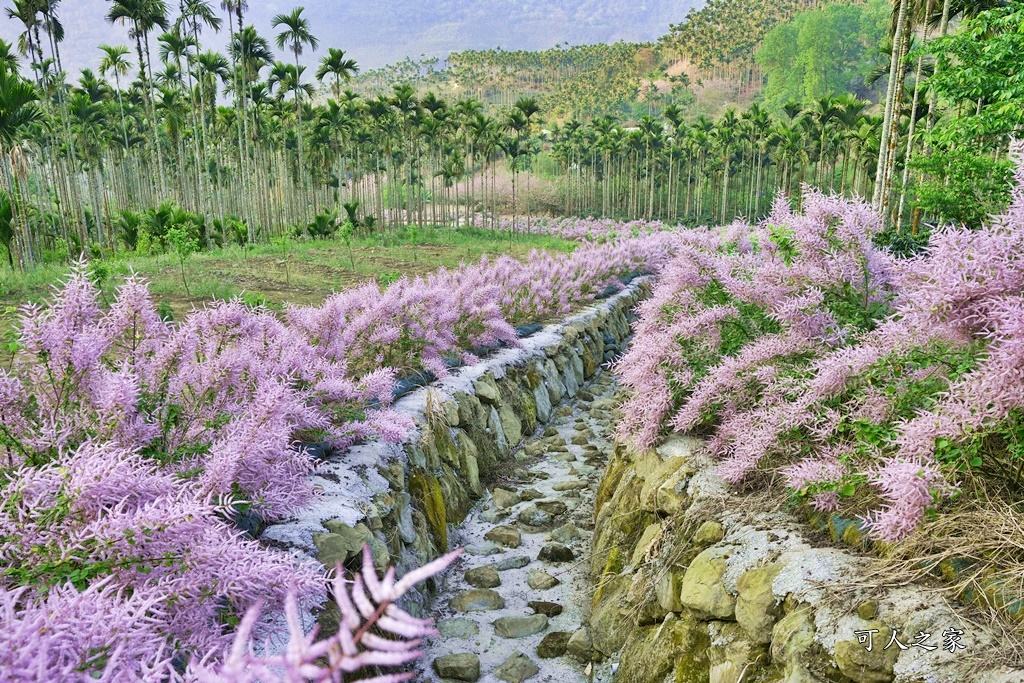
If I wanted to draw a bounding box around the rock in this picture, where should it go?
[520,488,543,501]
[493,487,522,510]
[527,569,560,590]
[692,520,725,546]
[464,541,502,556]
[770,605,816,665]
[492,555,531,571]
[679,546,736,620]
[474,375,500,405]
[397,495,417,545]
[464,566,501,589]
[518,505,553,527]
[639,441,698,515]
[433,653,481,682]
[366,536,390,572]
[312,522,374,568]
[617,612,710,683]
[782,664,825,683]
[538,542,575,563]
[705,621,768,681]
[528,601,563,617]
[543,427,559,437]
[535,500,567,516]
[552,452,577,462]
[524,441,546,458]
[577,389,595,401]
[857,600,879,620]
[494,652,539,683]
[834,621,899,683]
[589,576,630,656]
[480,508,508,524]
[736,563,784,643]
[455,431,483,498]
[449,589,505,612]
[499,404,523,445]
[550,522,581,544]
[488,406,510,457]
[630,522,663,566]
[437,618,480,639]
[485,525,522,548]
[441,400,460,427]
[571,433,591,445]
[408,470,448,548]
[655,567,685,613]
[552,479,587,491]
[537,631,572,658]
[566,628,593,662]
[533,382,552,423]
[493,614,549,639]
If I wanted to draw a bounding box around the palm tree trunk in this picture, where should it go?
[872,0,910,219]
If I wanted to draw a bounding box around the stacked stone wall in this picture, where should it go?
[586,436,1024,683]
[261,279,649,623]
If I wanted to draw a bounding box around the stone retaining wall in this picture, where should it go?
[261,278,650,627]
[586,436,1024,683]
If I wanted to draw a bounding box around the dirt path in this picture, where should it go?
[421,370,622,683]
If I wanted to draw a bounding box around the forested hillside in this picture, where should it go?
[349,43,665,119]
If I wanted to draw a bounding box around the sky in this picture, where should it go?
[0,0,696,80]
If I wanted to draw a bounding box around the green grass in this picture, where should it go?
[0,226,576,320]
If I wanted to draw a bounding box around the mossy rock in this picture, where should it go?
[524,361,543,390]
[595,456,627,516]
[834,620,898,683]
[679,546,735,620]
[437,465,470,525]
[409,469,447,550]
[590,575,632,656]
[617,611,710,683]
[706,622,770,680]
[430,424,460,469]
[592,506,655,578]
[736,563,784,643]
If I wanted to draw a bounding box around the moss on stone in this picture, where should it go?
[594,456,626,516]
[409,469,447,550]
[617,612,710,683]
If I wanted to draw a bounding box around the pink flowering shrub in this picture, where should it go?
[187,546,462,683]
[614,167,1024,541]
[0,228,673,678]
[470,213,669,242]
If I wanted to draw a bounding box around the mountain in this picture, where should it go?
[0,0,701,77]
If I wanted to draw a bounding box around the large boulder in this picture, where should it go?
[616,611,710,683]
[679,546,736,620]
[736,563,784,643]
[590,575,631,656]
[313,521,373,568]
[499,404,523,445]
[834,621,899,683]
[770,605,816,667]
[474,374,501,405]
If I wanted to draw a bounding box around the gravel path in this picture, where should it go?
[421,370,621,683]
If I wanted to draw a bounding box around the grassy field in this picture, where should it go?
[0,226,575,320]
